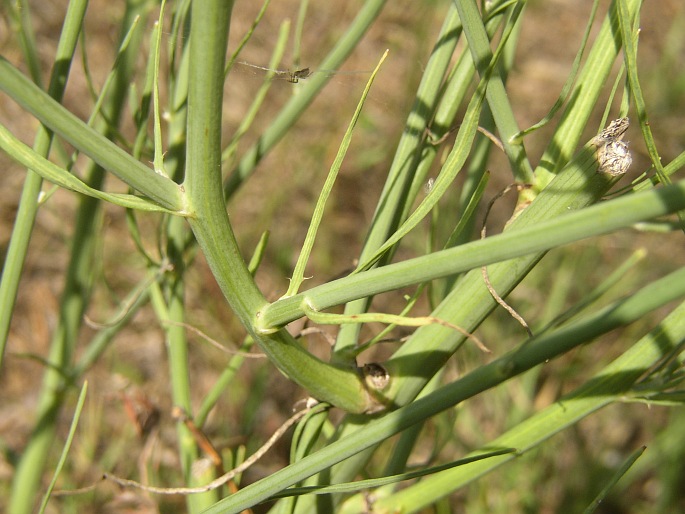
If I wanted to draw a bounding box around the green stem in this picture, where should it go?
[373,298,685,513]
[167,258,217,510]
[0,58,184,211]
[183,0,373,413]
[259,176,685,330]
[456,0,535,184]
[8,3,148,513]
[534,0,641,187]
[0,0,87,365]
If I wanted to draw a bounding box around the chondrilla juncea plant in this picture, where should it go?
[1,1,684,512]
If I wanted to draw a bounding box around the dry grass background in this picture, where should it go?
[1,0,684,512]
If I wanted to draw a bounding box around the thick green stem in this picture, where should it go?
[183,1,374,413]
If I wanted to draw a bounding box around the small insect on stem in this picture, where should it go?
[594,117,630,144]
[234,61,373,84]
[288,68,311,83]
[235,61,312,83]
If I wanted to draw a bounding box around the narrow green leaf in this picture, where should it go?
[352,63,486,273]
[221,20,290,163]
[271,449,515,498]
[37,382,88,514]
[511,0,601,142]
[456,0,534,184]
[333,0,463,359]
[582,446,646,514]
[534,0,641,188]
[617,0,685,232]
[544,248,647,330]
[352,1,526,274]
[224,0,272,76]
[285,49,389,296]
[152,2,167,176]
[247,231,270,276]
[224,0,388,198]
[0,125,184,214]
[442,170,490,250]
[0,0,89,365]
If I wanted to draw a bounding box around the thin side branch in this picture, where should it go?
[102,402,318,495]
[162,320,266,358]
[481,183,533,338]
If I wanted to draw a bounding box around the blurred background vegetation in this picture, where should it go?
[1,0,685,512]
